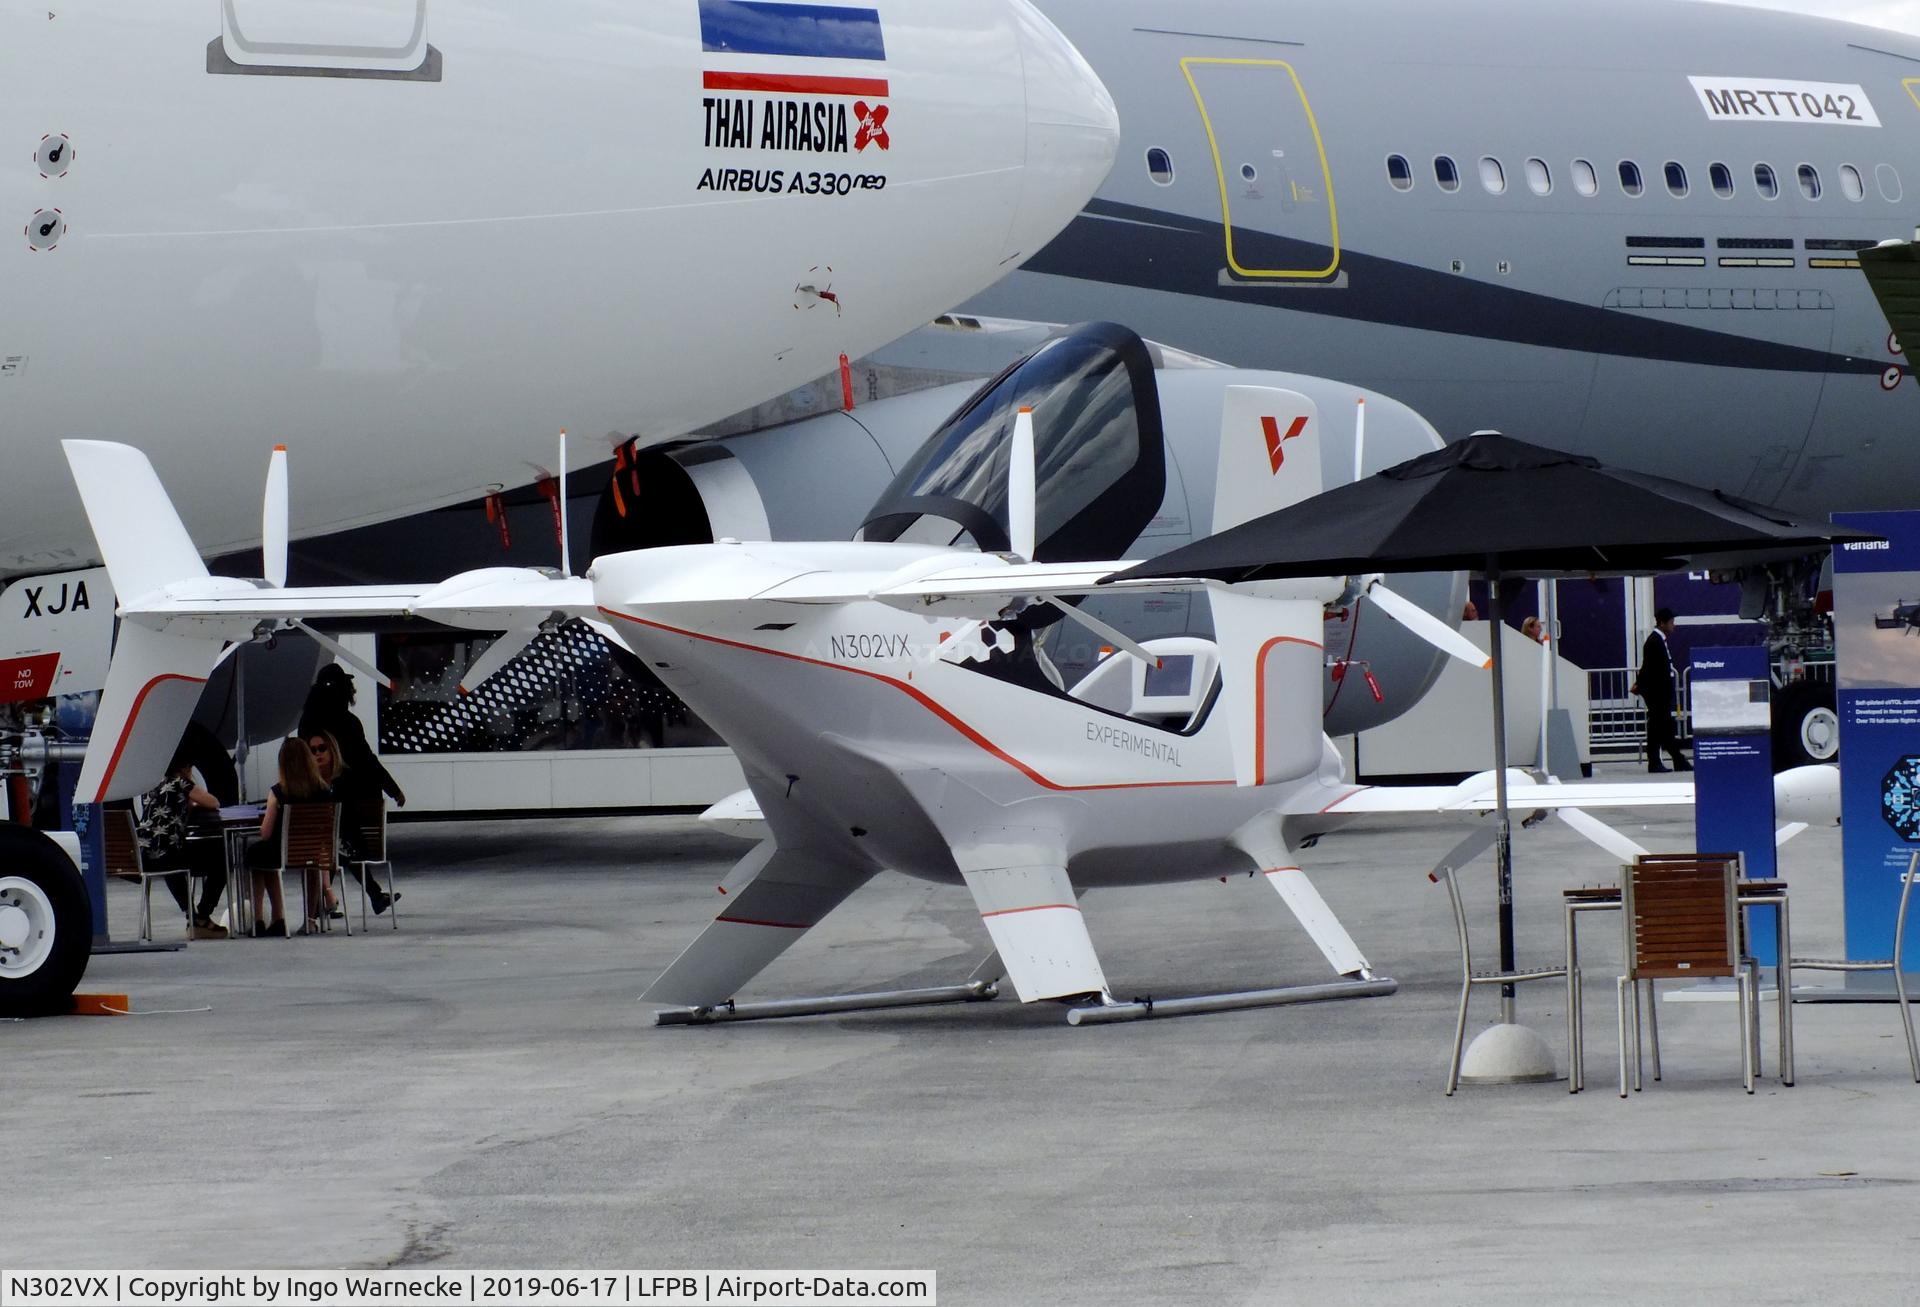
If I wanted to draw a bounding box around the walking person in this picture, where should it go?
[1632,607,1692,773]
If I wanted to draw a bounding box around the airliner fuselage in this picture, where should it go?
[0,0,1116,573]
[974,0,1920,515]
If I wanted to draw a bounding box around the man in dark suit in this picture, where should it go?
[1632,607,1691,773]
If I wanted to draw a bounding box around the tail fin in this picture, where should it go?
[1210,588,1327,787]
[76,624,226,802]
[62,441,227,802]
[62,440,209,605]
[1212,386,1324,534]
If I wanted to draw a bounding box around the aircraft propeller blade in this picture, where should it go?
[1553,808,1648,863]
[458,628,539,695]
[1009,406,1037,562]
[1036,594,1161,669]
[1352,396,1366,486]
[1362,577,1492,671]
[557,428,572,578]
[263,444,289,589]
[291,620,394,691]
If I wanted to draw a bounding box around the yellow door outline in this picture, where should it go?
[1181,56,1341,280]
[1904,76,1920,111]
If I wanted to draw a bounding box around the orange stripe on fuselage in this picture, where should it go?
[981,903,1079,918]
[601,609,1236,793]
[1252,636,1324,786]
[93,674,209,802]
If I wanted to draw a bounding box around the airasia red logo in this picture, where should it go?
[1262,415,1307,474]
[854,101,889,151]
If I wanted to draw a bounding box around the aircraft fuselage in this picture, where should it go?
[972,0,1920,515]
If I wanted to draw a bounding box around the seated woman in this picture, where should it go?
[136,748,226,939]
[306,729,398,916]
[244,737,333,937]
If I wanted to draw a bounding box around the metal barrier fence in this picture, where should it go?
[1586,660,1834,758]
[1587,667,1666,757]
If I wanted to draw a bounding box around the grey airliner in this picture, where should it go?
[971,0,1920,516]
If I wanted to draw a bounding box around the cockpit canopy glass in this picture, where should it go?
[861,322,1166,562]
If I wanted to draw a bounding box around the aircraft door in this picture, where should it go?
[211,0,441,79]
[1181,57,1340,281]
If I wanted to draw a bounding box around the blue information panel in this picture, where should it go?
[1691,646,1778,961]
[1832,511,1920,963]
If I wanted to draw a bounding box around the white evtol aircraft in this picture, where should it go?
[0,0,1117,578]
[48,331,1840,1023]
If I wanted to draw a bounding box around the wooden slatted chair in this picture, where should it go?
[102,806,164,944]
[102,805,211,944]
[1616,852,1765,1085]
[1618,854,1753,1096]
[1790,849,1919,1083]
[344,798,399,932]
[282,803,347,936]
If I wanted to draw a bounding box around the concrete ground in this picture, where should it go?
[5,775,1916,1306]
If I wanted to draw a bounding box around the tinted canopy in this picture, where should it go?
[862,322,1165,562]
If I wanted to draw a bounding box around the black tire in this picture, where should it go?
[1772,680,1840,771]
[0,824,92,1017]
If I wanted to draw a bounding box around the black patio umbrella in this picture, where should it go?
[1117,433,1874,1024]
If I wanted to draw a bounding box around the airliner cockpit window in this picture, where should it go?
[861,322,1165,563]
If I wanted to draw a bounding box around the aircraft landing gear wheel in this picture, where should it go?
[0,825,92,1017]
[1773,680,1840,771]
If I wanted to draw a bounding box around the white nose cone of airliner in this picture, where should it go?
[1002,0,1120,266]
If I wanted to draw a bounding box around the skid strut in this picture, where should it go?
[652,980,1000,1026]
[1066,976,1398,1026]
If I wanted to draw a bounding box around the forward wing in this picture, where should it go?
[1306,774,1696,817]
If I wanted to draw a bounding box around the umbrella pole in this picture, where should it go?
[1488,567,1516,1022]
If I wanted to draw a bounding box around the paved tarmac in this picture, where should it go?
[6,773,1916,1305]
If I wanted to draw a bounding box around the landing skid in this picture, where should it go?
[652,979,1000,1026]
[1066,976,1399,1026]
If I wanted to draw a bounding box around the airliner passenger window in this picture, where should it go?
[1525,158,1551,195]
[1146,148,1175,185]
[1879,163,1904,202]
[1665,162,1688,197]
[1618,161,1644,197]
[1710,163,1734,198]
[1839,164,1865,201]
[1754,163,1779,199]
[1386,154,1414,191]
[1571,159,1598,196]
[1798,164,1822,200]
[1434,155,1461,192]
[1479,156,1506,194]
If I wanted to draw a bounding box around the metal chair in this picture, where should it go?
[1432,829,1568,1095]
[343,798,399,932]
[283,802,347,936]
[1790,849,1919,1083]
[1618,854,1754,1096]
[102,806,211,944]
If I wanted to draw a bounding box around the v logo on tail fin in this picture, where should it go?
[1262,415,1308,475]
